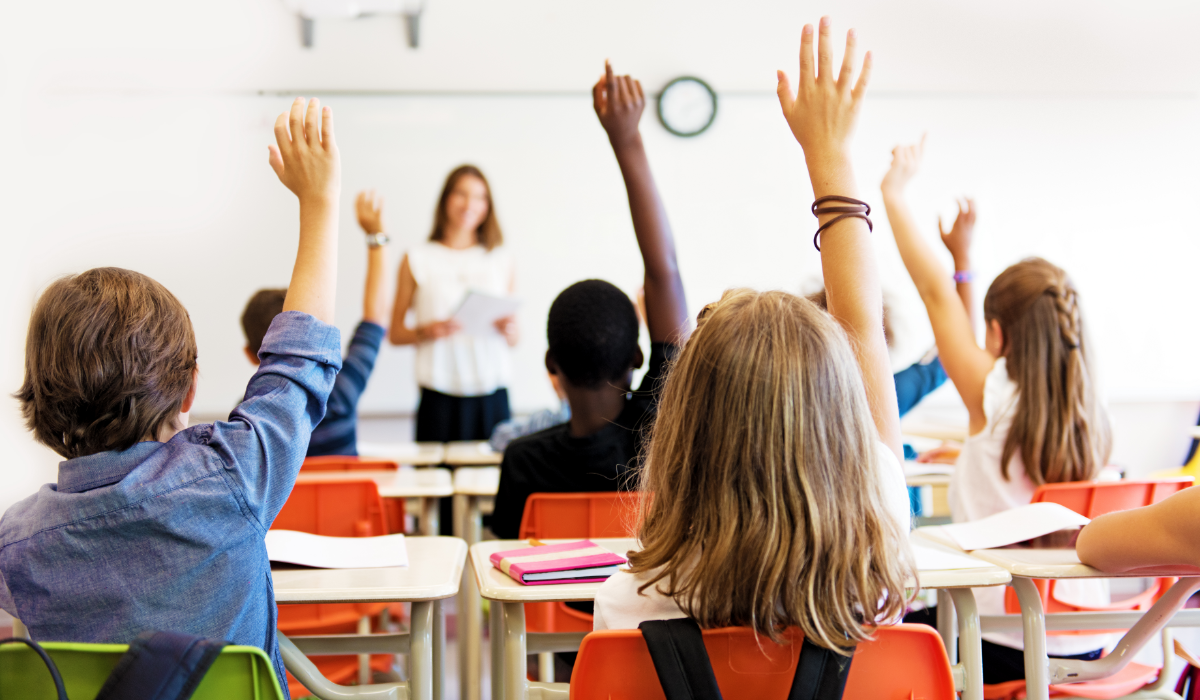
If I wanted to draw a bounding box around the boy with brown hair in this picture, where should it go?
[241,190,392,457]
[0,97,341,691]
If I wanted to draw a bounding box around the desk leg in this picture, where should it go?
[422,496,440,536]
[948,588,983,700]
[937,589,958,665]
[411,600,434,700]
[461,504,483,700]
[1012,578,1050,700]
[433,598,445,700]
[503,602,529,700]
[491,598,506,700]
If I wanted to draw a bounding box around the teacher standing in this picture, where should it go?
[377,165,517,442]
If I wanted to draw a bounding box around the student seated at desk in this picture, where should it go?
[882,137,1114,681]
[0,98,342,692]
[241,189,393,457]
[595,20,914,655]
[490,62,690,539]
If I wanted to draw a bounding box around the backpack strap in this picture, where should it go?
[94,631,228,700]
[788,639,853,700]
[0,637,68,700]
[639,618,723,700]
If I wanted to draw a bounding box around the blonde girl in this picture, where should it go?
[593,18,916,654]
[881,140,1111,678]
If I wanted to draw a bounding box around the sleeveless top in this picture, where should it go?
[406,242,514,397]
[952,358,1110,654]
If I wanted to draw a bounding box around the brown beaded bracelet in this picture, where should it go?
[811,196,872,251]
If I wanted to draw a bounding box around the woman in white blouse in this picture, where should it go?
[382,165,518,442]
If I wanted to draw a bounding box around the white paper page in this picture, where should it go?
[903,461,956,477]
[452,292,521,337]
[357,441,421,459]
[939,502,1090,551]
[913,544,990,571]
[266,530,409,569]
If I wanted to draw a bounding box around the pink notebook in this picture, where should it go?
[490,540,628,586]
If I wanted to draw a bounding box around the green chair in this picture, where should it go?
[0,639,286,700]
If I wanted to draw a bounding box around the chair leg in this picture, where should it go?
[538,652,555,682]
[359,615,372,686]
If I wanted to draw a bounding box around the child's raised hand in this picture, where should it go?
[356,190,385,234]
[776,17,871,162]
[881,137,925,195]
[593,60,645,147]
[268,97,340,204]
[939,198,977,265]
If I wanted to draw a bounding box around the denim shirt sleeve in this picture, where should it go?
[199,311,342,531]
[0,568,14,616]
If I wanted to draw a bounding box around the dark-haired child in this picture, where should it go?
[490,63,689,539]
[242,189,392,457]
[0,98,341,692]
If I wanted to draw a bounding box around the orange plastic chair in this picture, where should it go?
[517,492,642,634]
[300,456,407,533]
[990,478,1193,700]
[568,623,955,700]
[273,480,396,697]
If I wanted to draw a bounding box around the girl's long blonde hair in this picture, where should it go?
[984,257,1111,485]
[628,289,915,653]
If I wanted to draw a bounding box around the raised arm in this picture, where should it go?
[593,61,689,344]
[777,18,901,459]
[880,141,993,431]
[269,97,340,324]
[1077,488,1200,573]
[355,190,392,327]
[939,198,977,328]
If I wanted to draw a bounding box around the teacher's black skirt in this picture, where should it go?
[415,387,511,443]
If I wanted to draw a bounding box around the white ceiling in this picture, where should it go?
[5,0,1199,95]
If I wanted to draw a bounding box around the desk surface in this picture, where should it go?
[969,547,1200,580]
[444,441,504,466]
[357,441,446,466]
[295,467,453,498]
[471,536,1009,602]
[273,536,466,603]
[454,466,500,496]
[905,473,952,488]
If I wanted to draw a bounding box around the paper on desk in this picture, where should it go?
[912,543,989,571]
[266,530,409,569]
[357,442,422,459]
[938,502,1090,551]
[903,461,955,477]
[452,292,520,337]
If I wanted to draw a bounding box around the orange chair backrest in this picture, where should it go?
[518,492,642,540]
[1030,477,1192,518]
[569,624,954,700]
[301,456,399,472]
[273,480,387,537]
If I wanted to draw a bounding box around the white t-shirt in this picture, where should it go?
[594,443,910,631]
[406,242,514,397]
[951,357,1110,654]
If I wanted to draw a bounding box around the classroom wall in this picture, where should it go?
[2,0,1198,512]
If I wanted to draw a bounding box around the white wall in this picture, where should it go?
[3,0,1200,512]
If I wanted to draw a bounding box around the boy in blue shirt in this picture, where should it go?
[241,190,392,457]
[0,97,342,693]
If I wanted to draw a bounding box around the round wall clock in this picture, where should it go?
[657,76,717,137]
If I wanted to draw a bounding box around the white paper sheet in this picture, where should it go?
[912,543,990,571]
[265,530,409,569]
[452,292,521,337]
[938,502,1090,551]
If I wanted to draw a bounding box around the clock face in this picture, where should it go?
[657,77,717,137]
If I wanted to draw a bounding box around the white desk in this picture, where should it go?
[921,534,1200,700]
[357,441,446,466]
[443,441,504,466]
[295,467,454,536]
[452,466,500,700]
[471,537,1008,700]
[274,536,466,700]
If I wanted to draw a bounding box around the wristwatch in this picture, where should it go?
[365,232,390,248]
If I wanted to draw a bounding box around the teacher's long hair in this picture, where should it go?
[429,165,504,251]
